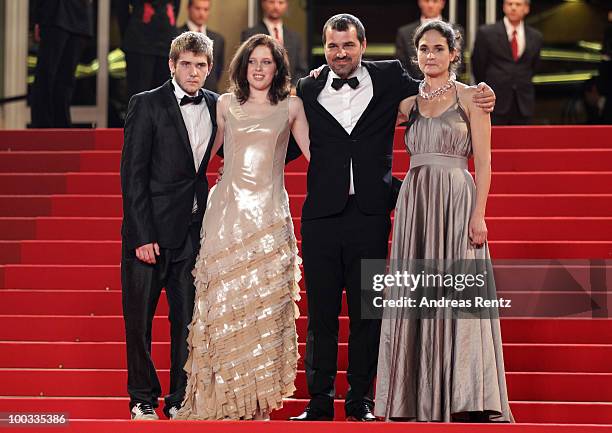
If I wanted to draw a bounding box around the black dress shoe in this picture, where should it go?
[288,406,333,421]
[346,403,377,422]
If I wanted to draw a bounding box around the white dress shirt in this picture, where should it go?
[263,17,284,45]
[503,16,526,58]
[172,77,213,211]
[317,64,373,195]
[420,15,443,24]
[186,19,207,35]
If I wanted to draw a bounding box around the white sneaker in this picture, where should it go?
[168,406,180,420]
[131,402,159,420]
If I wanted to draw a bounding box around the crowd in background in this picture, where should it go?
[29,0,612,128]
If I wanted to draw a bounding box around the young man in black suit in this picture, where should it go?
[241,0,307,87]
[472,0,542,125]
[30,0,94,128]
[179,0,225,93]
[289,13,496,422]
[120,31,217,420]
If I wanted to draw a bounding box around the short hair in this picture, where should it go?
[188,0,210,7]
[229,34,291,105]
[412,20,462,73]
[321,13,366,45]
[169,31,214,65]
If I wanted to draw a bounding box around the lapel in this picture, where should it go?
[163,80,195,171]
[350,61,380,136]
[496,21,514,61]
[308,67,351,136]
[520,25,535,62]
[197,90,218,176]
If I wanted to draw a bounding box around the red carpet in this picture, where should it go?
[0,126,611,431]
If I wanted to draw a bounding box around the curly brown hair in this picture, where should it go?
[229,34,291,105]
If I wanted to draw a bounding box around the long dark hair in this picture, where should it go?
[229,34,291,105]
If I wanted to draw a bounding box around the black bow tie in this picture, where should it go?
[331,76,359,91]
[180,92,204,106]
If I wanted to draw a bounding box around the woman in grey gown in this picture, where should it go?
[374,21,513,422]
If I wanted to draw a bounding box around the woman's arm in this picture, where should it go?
[398,95,416,117]
[289,96,310,162]
[460,84,492,247]
[209,93,228,159]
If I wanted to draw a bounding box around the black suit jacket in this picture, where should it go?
[296,60,419,220]
[241,22,308,86]
[120,80,218,250]
[472,20,542,117]
[396,20,465,80]
[119,0,180,56]
[32,0,94,37]
[179,25,225,93]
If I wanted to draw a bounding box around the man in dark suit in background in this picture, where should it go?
[118,0,180,99]
[241,0,307,87]
[120,31,217,420]
[395,0,463,80]
[179,0,225,93]
[30,0,94,128]
[472,0,542,125]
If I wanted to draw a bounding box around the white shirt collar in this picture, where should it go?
[186,20,206,34]
[263,17,283,33]
[420,15,443,24]
[503,16,524,38]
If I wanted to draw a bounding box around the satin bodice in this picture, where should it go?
[201,94,292,248]
[405,93,472,158]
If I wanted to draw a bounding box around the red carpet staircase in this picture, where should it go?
[0,127,612,432]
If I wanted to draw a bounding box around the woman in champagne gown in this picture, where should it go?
[176,34,310,420]
[374,21,513,422]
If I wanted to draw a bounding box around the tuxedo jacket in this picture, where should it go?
[119,0,180,56]
[179,25,225,93]
[396,20,465,80]
[472,20,542,117]
[120,80,218,250]
[32,0,94,37]
[241,21,308,86]
[296,60,419,220]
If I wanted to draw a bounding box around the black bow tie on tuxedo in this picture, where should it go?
[331,76,359,91]
[180,92,204,106]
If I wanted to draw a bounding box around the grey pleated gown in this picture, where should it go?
[374,89,513,422]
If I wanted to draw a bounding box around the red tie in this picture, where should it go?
[511,29,519,61]
[273,27,283,45]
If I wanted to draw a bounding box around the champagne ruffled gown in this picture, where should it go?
[176,94,301,420]
[374,88,513,422]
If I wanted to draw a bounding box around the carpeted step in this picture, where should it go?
[2,172,612,195]
[2,217,612,242]
[2,239,611,265]
[1,397,612,428]
[0,315,610,344]
[2,288,611,321]
[3,194,612,218]
[2,341,611,374]
[3,148,612,173]
[1,368,611,402]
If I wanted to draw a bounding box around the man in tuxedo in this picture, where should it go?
[120,31,217,420]
[395,0,464,80]
[241,0,307,87]
[472,0,542,125]
[30,0,94,128]
[289,13,496,422]
[179,0,225,93]
[118,0,180,100]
